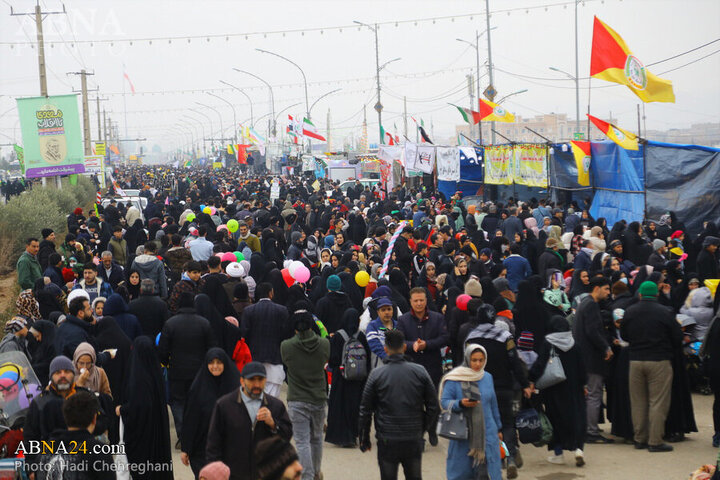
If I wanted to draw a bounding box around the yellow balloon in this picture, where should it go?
[203,207,211,214]
[355,270,370,288]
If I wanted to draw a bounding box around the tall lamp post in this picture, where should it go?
[354,20,386,145]
[456,26,497,144]
[195,102,223,151]
[220,80,254,128]
[207,92,238,147]
[496,89,528,105]
[309,89,342,117]
[189,108,214,147]
[549,66,580,139]
[233,68,275,137]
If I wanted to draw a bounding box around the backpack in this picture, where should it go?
[337,329,368,381]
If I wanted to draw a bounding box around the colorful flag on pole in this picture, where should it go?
[123,67,136,95]
[587,114,639,150]
[590,16,674,103]
[302,118,326,142]
[479,99,515,123]
[570,141,592,186]
[227,144,235,154]
[13,144,25,174]
[235,144,251,164]
[451,104,482,124]
[418,125,433,144]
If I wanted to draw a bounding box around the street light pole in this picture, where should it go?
[549,66,580,139]
[496,89,528,105]
[309,89,342,117]
[457,27,495,145]
[233,68,275,137]
[207,92,238,148]
[195,102,223,150]
[485,0,496,145]
[575,0,580,137]
[220,80,254,128]
[354,20,384,146]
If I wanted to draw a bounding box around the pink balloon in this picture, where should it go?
[294,265,311,283]
[217,224,228,232]
[221,252,237,262]
[210,207,217,215]
[214,252,224,258]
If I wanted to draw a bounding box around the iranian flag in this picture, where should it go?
[302,117,326,142]
[451,104,482,125]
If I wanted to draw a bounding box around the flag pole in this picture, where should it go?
[586,77,592,139]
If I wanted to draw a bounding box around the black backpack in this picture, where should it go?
[337,329,368,381]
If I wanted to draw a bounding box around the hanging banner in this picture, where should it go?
[484,145,513,185]
[94,142,106,156]
[415,145,435,174]
[515,144,548,187]
[301,155,315,172]
[16,94,85,178]
[404,142,418,174]
[436,146,460,181]
[83,155,103,173]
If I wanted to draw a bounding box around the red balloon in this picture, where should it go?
[281,268,295,287]
[456,294,472,311]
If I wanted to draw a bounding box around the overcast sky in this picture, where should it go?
[1,0,719,155]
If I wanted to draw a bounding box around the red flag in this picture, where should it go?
[236,144,251,164]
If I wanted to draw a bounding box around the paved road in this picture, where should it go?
[169,388,716,479]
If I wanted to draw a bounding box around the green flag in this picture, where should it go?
[13,144,25,174]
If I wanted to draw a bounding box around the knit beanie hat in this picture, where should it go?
[464,279,483,298]
[198,461,231,480]
[41,228,54,239]
[517,331,534,351]
[638,280,659,298]
[326,274,342,292]
[254,437,299,480]
[652,239,666,251]
[49,355,75,376]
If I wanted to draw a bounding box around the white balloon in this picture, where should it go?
[289,260,304,277]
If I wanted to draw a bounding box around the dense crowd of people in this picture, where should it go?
[6,163,720,480]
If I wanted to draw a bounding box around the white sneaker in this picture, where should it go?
[547,454,565,465]
[574,449,585,467]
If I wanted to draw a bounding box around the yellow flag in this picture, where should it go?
[312,180,320,192]
[587,114,639,151]
[479,99,515,123]
[570,141,592,186]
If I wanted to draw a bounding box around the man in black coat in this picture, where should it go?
[396,287,449,387]
[38,228,58,271]
[621,281,684,452]
[697,236,720,281]
[158,291,215,445]
[393,226,414,277]
[129,278,170,339]
[55,295,95,359]
[358,329,439,480]
[206,362,293,480]
[537,237,564,282]
[97,251,125,290]
[240,282,291,396]
[573,276,614,444]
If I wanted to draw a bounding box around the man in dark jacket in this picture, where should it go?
[43,253,68,291]
[55,296,94,359]
[97,251,125,289]
[358,329,439,480]
[396,287,449,387]
[130,241,168,298]
[280,310,330,480]
[206,362,292,480]
[394,226,414,277]
[466,304,533,478]
[697,236,720,281]
[621,281,684,452]
[158,291,215,445]
[129,278,170,339]
[500,207,524,240]
[241,282,290,396]
[572,276,614,444]
[537,237,563,282]
[168,260,201,314]
[38,228,58,271]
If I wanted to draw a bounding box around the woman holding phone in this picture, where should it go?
[439,344,503,480]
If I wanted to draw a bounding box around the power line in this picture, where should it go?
[647,37,720,66]
[657,48,720,75]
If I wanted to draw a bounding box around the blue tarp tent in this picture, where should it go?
[588,141,645,227]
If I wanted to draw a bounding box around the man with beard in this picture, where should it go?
[23,356,92,477]
[206,362,292,480]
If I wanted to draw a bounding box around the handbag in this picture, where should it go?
[516,408,543,444]
[532,410,554,447]
[535,346,566,390]
[436,408,469,440]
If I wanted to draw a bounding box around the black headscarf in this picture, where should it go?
[181,347,240,457]
[340,308,360,336]
[28,320,56,387]
[121,336,172,479]
[513,279,549,349]
[125,269,141,301]
[194,294,239,357]
[339,272,363,311]
[549,314,571,333]
[95,316,132,405]
[266,268,289,306]
[248,252,266,283]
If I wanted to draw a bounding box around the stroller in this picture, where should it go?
[0,352,44,479]
[678,314,712,395]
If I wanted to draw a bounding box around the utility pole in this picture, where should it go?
[69,70,96,156]
[403,96,408,141]
[11,2,66,187]
[326,108,332,152]
[485,0,496,144]
[574,0,580,137]
[95,96,108,144]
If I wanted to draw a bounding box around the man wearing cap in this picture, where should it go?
[24,355,91,475]
[0,316,30,357]
[17,237,42,291]
[206,361,292,480]
[537,237,564,283]
[281,310,330,480]
[647,239,668,270]
[621,281,684,452]
[38,228,58,271]
[365,297,397,369]
[697,236,720,282]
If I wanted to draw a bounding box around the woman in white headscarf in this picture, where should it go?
[439,344,502,480]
